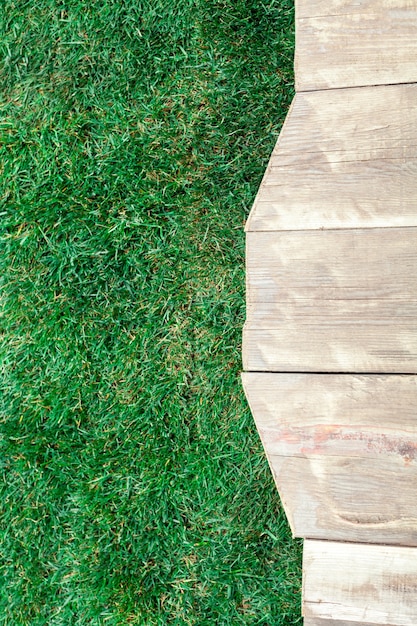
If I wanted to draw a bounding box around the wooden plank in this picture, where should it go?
[243,228,417,373]
[297,0,417,18]
[246,84,417,231]
[304,617,397,626]
[246,229,417,304]
[305,617,409,625]
[241,373,417,460]
[242,373,417,544]
[243,327,417,373]
[276,86,417,160]
[252,158,417,232]
[269,454,417,545]
[303,540,417,624]
[295,0,417,90]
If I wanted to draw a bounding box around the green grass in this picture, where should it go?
[0,1,301,624]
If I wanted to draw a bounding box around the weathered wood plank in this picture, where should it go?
[303,540,417,624]
[243,326,417,373]
[297,0,417,19]
[303,617,397,626]
[247,229,417,303]
[241,373,417,460]
[304,617,397,626]
[274,83,417,160]
[269,454,417,544]
[244,228,417,373]
[246,84,417,231]
[252,158,417,232]
[242,373,417,544]
[295,0,417,90]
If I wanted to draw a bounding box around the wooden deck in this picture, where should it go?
[242,1,417,624]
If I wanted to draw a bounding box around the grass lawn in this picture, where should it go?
[0,1,301,623]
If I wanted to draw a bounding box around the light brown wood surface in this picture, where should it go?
[303,540,417,624]
[295,0,417,91]
[244,228,417,373]
[243,373,417,544]
[242,373,417,460]
[246,84,417,232]
[243,326,417,373]
[303,617,396,626]
[297,0,417,18]
[243,1,417,621]
[269,454,417,545]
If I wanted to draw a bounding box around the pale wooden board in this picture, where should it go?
[246,84,417,232]
[242,373,417,544]
[243,228,417,373]
[241,373,417,460]
[303,540,417,624]
[268,454,417,545]
[243,327,417,373]
[303,617,397,626]
[252,158,417,232]
[295,0,417,90]
[271,84,417,164]
[297,0,417,18]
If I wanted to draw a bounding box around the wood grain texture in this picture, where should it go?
[276,84,417,157]
[303,617,396,626]
[246,84,417,232]
[244,2,417,622]
[244,228,417,373]
[241,373,417,461]
[297,0,417,19]
[303,540,417,624]
[295,0,417,90]
[269,454,417,545]
[242,373,417,544]
[243,327,417,373]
